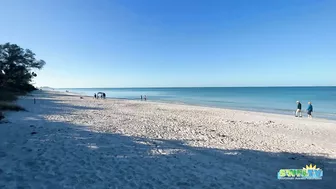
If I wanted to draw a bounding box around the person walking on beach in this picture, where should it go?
[307,102,313,118]
[144,95,147,101]
[140,95,143,101]
[295,101,302,117]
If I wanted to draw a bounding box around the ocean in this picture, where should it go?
[57,87,336,120]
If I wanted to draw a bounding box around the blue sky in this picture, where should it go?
[1,0,335,87]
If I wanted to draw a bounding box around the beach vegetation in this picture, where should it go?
[0,42,45,91]
[0,90,18,101]
[0,102,25,111]
[0,43,45,119]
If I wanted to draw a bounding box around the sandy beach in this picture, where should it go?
[1,90,335,189]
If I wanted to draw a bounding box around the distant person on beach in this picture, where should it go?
[144,95,147,101]
[295,101,302,117]
[307,102,313,118]
[140,95,143,101]
[103,93,106,99]
[94,93,97,99]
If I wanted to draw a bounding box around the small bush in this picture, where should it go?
[0,90,18,101]
[0,102,25,111]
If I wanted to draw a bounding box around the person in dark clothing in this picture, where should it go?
[140,95,143,101]
[307,102,313,118]
[94,93,97,99]
[295,101,302,117]
[103,93,106,99]
[144,95,147,101]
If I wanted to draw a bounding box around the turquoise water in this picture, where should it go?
[58,87,336,120]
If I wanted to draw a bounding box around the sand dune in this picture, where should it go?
[0,90,335,189]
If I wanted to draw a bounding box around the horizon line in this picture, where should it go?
[42,85,336,89]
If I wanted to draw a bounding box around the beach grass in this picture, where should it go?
[0,89,26,120]
[0,90,18,101]
[0,101,25,111]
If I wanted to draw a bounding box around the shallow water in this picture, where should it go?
[58,87,336,120]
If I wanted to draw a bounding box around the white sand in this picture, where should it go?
[0,90,335,189]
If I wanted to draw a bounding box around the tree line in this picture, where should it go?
[0,42,46,92]
[1,43,46,119]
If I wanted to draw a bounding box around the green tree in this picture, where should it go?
[0,43,46,91]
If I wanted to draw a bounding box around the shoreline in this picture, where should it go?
[1,90,335,188]
[61,89,336,122]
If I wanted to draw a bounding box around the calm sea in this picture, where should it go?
[58,87,336,120]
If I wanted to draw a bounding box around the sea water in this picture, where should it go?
[58,87,336,120]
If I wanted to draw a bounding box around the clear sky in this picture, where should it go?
[1,0,335,88]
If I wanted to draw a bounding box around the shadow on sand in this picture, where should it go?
[0,91,335,189]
